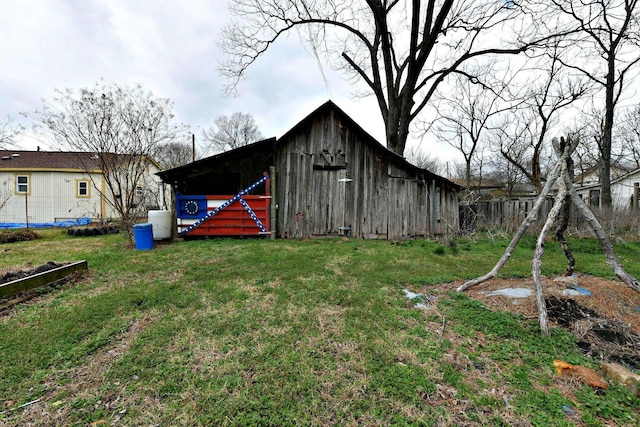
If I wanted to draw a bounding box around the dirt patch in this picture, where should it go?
[0,261,64,285]
[449,274,640,370]
[0,229,39,244]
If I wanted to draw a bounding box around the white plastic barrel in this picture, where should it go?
[148,210,172,240]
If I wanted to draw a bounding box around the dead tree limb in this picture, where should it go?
[555,196,575,276]
[457,133,639,336]
[532,146,572,337]
[563,172,640,292]
[554,137,576,276]
[456,156,564,292]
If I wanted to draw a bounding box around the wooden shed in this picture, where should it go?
[158,101,460,239]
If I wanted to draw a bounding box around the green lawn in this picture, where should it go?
[1,230,639,426]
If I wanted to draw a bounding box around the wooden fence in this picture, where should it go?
[460,198,585,232]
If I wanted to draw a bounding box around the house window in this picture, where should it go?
[76,180,90,198]
[16,175,29,194]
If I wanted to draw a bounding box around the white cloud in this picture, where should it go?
[0,0,460,163]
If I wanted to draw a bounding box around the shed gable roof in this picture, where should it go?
[158,100,459,189]
[156,137,277,182]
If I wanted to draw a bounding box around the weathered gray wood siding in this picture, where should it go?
[462,197,587,232]
[276,105,459,239]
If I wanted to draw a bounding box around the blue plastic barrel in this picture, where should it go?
[133,223,154,250]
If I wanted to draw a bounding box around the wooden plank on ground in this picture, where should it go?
[0,260,88,298]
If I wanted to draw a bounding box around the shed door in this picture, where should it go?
[311,169,349,236]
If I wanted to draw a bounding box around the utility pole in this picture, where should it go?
[192,134,196,162]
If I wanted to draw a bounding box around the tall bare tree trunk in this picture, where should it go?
[600,57,616,215]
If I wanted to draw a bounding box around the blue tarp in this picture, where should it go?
[0,217,92,229]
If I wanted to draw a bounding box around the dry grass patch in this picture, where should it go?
[7,311,160,426]
[325,254,352,276]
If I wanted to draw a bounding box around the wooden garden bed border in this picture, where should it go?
[0,260,88,298]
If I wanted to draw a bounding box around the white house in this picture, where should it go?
[574,168,640,210]
[0,150,166,227]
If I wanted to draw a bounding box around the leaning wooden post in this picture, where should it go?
[269,165,277,240]
[457,160,562,292]
[458,132,640,336]
[563,169,640,292]
[531,138,573,336]
[532,190,565,336]
[553,137,577,276]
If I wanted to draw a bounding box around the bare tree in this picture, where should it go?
[31,81,188,240]
[496,53,589,193]
[567,123,602,186]
[450,160,473,181]
[619,104,640,168]
[0,177,11,214]
[0,116,19,150]
[201,112,263,156]
[484,151,527,197]
[221,1,551,156]
[433,72,513,190]
[571,108,632,189]
[545,0,640,212]
[155,141,194,169]
[0,115,18,216]
[404,147,443,173]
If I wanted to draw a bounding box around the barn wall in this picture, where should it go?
[276,108,391,238]
[159,103,459,239]
[276,105,459,239]
[344,121,389,238]
[430,179,459,235]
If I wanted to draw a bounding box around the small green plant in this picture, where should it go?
[433,246,446,256]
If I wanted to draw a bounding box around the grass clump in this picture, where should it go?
[433,246,446,256]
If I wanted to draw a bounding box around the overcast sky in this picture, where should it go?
[0,0,459,162]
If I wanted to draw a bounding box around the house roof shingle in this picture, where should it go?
[0,150,102,171]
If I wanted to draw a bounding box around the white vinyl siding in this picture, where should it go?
[0,171,114,223]
[1,158,167,224]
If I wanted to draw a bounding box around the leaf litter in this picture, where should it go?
[452,274,640,370]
